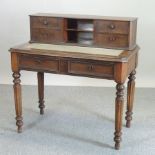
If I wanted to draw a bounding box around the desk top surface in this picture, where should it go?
[10,43,139,62]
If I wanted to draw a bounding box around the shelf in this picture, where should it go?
[65,18,94,45]
[66,28,93,32]
[66,40,93,46]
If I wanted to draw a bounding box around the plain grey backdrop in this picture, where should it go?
[0,0,155,87]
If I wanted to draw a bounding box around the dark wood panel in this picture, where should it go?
[94,20,129,34]
[19,54,59,72]
[94,33,129,48]
[68,60,114,78]
[31,28,64,43]
[129,20,137,50]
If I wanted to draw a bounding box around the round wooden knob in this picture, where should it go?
[43,20,48,25]
[109,24,115,29]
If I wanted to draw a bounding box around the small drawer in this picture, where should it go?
[94,20,129,34]
[31,28,64,43]
[68,60,114,78]
[30,16,63,29]
[94,33,128,49]
[19,54,59,72]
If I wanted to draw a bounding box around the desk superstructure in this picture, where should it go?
[10,13,139,150]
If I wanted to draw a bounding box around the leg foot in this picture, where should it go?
[16,116,23,133]
[39,101,45,115]
[114,131,122,150]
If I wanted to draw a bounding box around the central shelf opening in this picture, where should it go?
[65,19,94,45]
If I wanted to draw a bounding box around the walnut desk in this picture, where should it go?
[10,43,139,150]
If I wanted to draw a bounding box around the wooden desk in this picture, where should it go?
[10,43,139,150]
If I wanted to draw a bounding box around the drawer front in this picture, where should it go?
[94,20,129,34]
[30,16,63,29]
[31,28,64,43]
[94,33,129,48]
[19,54,59,72]
[68,61,114,78]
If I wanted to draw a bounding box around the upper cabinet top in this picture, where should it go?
[30,13,137,21]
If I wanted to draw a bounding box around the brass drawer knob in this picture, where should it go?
[108,24,115,29]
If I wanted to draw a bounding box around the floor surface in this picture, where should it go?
[0,85,155,155]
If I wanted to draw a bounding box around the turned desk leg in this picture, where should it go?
[13,72,23,133]
[37,72,45,115]
[114,83,124,150]
[125,70,136,128]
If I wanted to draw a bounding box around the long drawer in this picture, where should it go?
[19,54,59,72]
[68,60,114,78]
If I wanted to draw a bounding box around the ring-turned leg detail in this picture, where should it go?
[125,70,136,128]
[13,72,23,133]
[37,72,45,115]
[114,83,124,150]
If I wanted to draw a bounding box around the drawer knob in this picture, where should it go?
[35,59,42,64]
[43,20,48,25]
[88,65,93,71]
[108,24,115,29]
[109,37,116,41]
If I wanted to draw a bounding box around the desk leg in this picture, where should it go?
[125,70,136,128]
[114,83,124,150]
[13,72,23,133]
[37,72,45,115]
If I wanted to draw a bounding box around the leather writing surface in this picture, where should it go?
[27,43,123,57]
